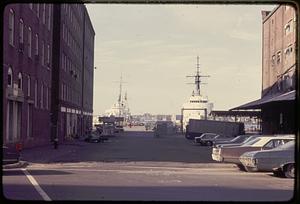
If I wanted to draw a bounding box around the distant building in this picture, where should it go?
[51,4,95,142]
[232,5,296,134]
[3,4,53,148]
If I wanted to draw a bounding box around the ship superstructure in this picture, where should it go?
[181,56,213,131]
[105,74,131,123]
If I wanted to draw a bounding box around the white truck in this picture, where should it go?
[185,119,245,140]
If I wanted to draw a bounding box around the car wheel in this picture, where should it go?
[206,141,213,146]
[284,163,294,178]
[237,164,247,171]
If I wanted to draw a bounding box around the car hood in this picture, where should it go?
[240,151,258,158]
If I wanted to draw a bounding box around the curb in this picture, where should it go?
[3,161,29,169]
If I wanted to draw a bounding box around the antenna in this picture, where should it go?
[186,56,210,95]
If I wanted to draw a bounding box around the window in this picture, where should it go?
[42,4,46,24]
[9,9,14,46]
[36,4,39,17]
[41,41,44,66]
[27,75,31,96]
[271,55,276,66]
[62,24,65,40]
[8,67,13,87]
[46,86,49,109]
[41,83,43,109]
[35,80,38,107]
[47,5,51,30]
[18,72,22,89]
[277,51,281,64]
[61,83,64,100]
[28,27,32,58]
[285,20,293,35]
[19,19,24,44]
[35,34,39,55]
[47,44,50,65]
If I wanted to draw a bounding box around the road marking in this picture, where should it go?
[21,168,51,201]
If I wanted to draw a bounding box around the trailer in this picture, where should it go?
[185,119,245,140]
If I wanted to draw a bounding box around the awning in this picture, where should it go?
[230,90,296,110]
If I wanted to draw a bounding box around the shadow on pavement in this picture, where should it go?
[3,169,73,176]
[2,183,295,201]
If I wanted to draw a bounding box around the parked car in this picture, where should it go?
[239,140,295,172]
[272,162,295,178]
[211,135,295,168]
[194,133,219,145]
[200,135,235,146]
[213,135,250,147]
[84,131,108,143]
[214,135,262,148]
[3,145,20,165]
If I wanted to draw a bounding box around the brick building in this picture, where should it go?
[3,3,95,149]
[51,4,95,142]
[232,4,297,134]
[3,4,53,148]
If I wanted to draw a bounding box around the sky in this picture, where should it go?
[85,4,277,116]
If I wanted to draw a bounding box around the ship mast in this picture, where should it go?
[118,74,123,117]
[186,56,210,96]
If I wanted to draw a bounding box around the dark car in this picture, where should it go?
[3,145,20,165]
[84,131,108,143]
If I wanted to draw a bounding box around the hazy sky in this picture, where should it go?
[86,4,276,116]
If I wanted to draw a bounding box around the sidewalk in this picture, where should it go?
[19,140,86,164]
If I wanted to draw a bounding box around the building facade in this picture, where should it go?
[232,4,297,134]
[3,3,95,149]
[3,4,53,149]
[51,4,95,143]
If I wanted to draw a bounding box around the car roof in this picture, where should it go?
[250,136,295,147]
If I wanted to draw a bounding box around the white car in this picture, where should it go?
[211,135,295,166]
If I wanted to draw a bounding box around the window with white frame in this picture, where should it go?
[47,5,51,30]
[8,67,13,87]
[46,86,49,109]
[18,72,22,90]
[42,4,46,24]
[9,9,15,46]
[41,41,44,66]
[47,44,50,65]
[27,75,31,96]
[19,18,24,44]
[35,34,39,55]
[28,27,32,58]
[41,83,43,109]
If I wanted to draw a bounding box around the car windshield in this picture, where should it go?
[242,137,261,146]
[229,136,241,142]
[241,135,258,144]
[272,140,295,150]
[201,134,216,139]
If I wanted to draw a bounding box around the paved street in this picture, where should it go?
[2,128,295,201]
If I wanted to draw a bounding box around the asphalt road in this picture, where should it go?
[2,127,295,201]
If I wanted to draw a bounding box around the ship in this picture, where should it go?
[181,56,214,132]
[104,74,131,124]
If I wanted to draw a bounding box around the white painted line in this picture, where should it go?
[21,168,52,201]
